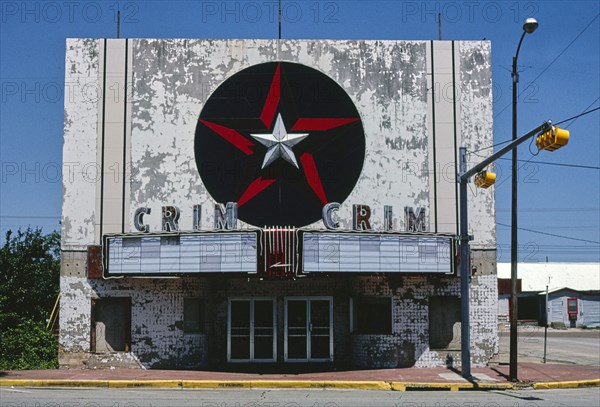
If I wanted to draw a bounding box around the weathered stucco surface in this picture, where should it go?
[61,39,495,244]
[129,39,432,233]
[458,41,496,249]
[61,39,99,250]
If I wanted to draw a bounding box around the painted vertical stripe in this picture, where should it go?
[121,39,129,233]
[99,39,107,240]
[430,40,438,233]
[451,41,459,235]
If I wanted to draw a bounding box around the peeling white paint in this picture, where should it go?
[61,38,497,369]
[127,40,436,232]
[62,39,495,239]
[61,39,100,250]
[459,41,495,249]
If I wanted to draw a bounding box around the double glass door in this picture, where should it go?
[227,297,333,362]
[227,298,276,362]
[285,297,333,362]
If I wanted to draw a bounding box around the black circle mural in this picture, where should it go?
[195,62,365,227]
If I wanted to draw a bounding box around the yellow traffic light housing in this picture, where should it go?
[474,170,496,188]
[536,126,570,152]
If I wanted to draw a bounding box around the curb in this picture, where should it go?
[532,379,600,390]
[1,379,598,391]
[390,382,515,392]
[0,380,391,391]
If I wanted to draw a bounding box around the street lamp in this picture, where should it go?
[510,17,538,382]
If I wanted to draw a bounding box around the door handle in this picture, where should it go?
[309,322,312,332]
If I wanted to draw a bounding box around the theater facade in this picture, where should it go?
[59,38,498,369]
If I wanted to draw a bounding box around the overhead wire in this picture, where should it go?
[494,158,599,170]
[0,215,61,219]
[496,222,600,244]
[471,103,600,155]
[468,101,600,187]
[555,103,600,128]
[496,207,599,212]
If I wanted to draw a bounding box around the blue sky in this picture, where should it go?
[1,0,599,262]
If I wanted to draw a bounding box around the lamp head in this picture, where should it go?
[523,18,539,34]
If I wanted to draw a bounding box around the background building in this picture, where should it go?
[60,38,497,369]
[497,262,600,327]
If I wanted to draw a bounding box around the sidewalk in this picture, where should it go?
[2,363,599,391]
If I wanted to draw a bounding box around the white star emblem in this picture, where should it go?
[250,113,308,169]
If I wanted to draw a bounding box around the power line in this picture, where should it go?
[494,13,600,120]
[555,104,600,127]
[471,139,512,153]
[497,222,600,244]
[495,157,600,170]
[475,102,600,187]
[474,102,600,154]
[0,215,61,219]
[495,103,600,183]
[497,207,599,212]
[494,153,539,189]
[510,225,600,230]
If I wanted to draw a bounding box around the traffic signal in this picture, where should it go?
[536,126,569,151]
[474,170,496,188]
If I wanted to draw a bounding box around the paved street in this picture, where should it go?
[2,326,598,406]
[2,387,600,407]
[497,326,600,366]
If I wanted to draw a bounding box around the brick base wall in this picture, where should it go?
[59,250,498,369]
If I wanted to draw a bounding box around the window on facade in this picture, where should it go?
[429,296,461,350]
[352,297,392,334]
[183,298,205,334]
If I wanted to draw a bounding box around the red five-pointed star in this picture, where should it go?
[200,63,358,208]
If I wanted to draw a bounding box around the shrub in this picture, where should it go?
[0,316,58,370]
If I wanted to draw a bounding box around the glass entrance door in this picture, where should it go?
[228,298,276,362]
[286,299,308,360]
[284,297,333,362]
[309,299,332,359]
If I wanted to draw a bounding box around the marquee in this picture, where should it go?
[103,230,454,276]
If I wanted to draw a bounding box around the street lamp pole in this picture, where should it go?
[510,17,539,382]
[459,147,472,379]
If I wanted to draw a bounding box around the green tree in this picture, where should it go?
[0,319,58,370]
[0,228,60,369]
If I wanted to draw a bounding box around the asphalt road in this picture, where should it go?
[2,387,600,407]
[497,326,600,366]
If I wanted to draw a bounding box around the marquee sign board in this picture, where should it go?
[104,232,258,276]
[103,229,453,277]
[301,232,454,274]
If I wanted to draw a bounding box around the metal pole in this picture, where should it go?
[456,121,550,380]
[510,30,527,382]
[460,121,550,182]
[459,147,471,378]
[278,0,282,40]
[117,9,121,38]
[543,284,548,363]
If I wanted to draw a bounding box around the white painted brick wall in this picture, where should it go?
[60,250,498,369]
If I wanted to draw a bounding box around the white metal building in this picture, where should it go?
[497,262,600,327]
